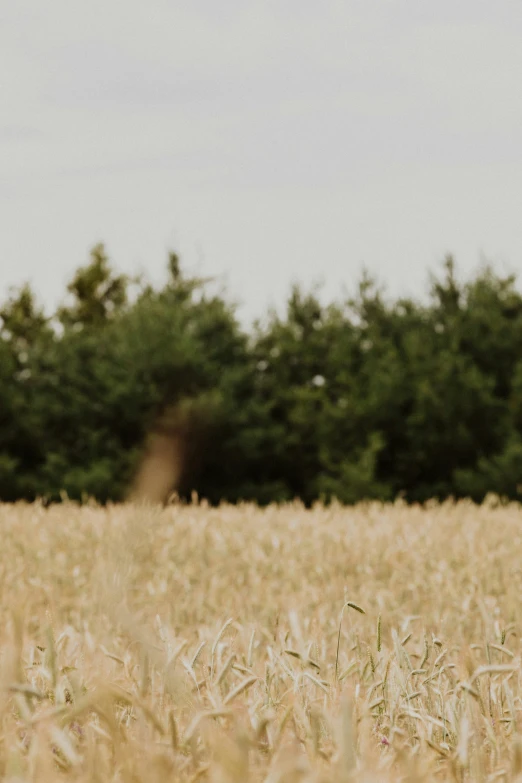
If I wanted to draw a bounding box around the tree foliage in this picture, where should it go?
[1,246,522,505]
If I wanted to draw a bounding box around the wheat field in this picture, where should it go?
[1,498,522,781]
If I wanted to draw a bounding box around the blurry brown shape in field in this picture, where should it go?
[128,395,218,505]
[128,427,183,506]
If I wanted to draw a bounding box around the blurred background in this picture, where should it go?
[1,1,522,504]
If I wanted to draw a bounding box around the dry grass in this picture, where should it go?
[1,497,522,781]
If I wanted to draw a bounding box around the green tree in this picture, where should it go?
[0,283,53,499]
[57,243,129,329]
[23,251,247,502]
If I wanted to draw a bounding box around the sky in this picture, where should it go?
[1,0,522,325]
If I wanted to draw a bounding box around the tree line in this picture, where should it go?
[1,245,522,506]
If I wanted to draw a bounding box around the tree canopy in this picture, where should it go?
[1,246,522,505]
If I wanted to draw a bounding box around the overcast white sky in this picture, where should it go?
[1,0,522,324]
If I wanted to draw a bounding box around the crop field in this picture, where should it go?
[1,499,522,781]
